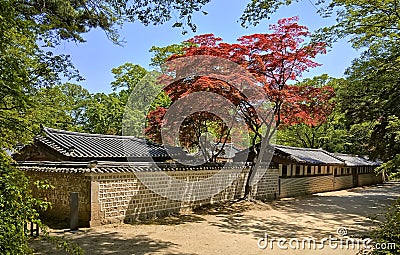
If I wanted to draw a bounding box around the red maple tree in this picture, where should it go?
[145,17,334,162]
[146,76,248,162]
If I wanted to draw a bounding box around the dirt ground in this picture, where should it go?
[31,182,400,255]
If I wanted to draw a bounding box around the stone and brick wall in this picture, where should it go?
[21,162,383,227]
[279,173,382,198]
[358,173,383,186]
[279,175,334,198]
[279,175,354,198]
[22,164,279,226]
[250,168,279,200]
[25,171,91,226]
[89,166,279,225]
[333,175,354,190]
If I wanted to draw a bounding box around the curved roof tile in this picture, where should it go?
[37,127,184,160]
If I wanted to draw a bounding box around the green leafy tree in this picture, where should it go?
[82,63,171,137]
[59,83,91,129]
[277,75,342,149]
[0,153,52,254]
[277,112,375,155]
[126,0,211,34]
[276,74,379,156]
[238,0,400,50]
[0,1,82,149]
[339,44,400,178]
[111,63,148,92]
[22,83,90,133]
[277,116,346,150]
[109,63,171,137]
[1,1,135,253]
[84,92,125,135]
[149,42,194,69]
[313,0,400,49]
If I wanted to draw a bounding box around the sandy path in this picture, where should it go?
[31,182,400,255]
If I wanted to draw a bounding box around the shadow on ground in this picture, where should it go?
[193,200,255,215]
[133,214,205,226]
[194,182,400,240]
[31,182,400,255]
[31,231,198,255]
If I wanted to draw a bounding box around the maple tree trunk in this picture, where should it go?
[243,140,267,199]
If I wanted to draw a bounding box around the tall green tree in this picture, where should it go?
[26,83,90,132]
[149,42,193,69]
[83,63,170,136]
[339,44,400,177]
[1,1,132,253]
[277,75,359,153]
[84,92,125,135]
[276,75,338,149]
[111,63,148,92]
[0,154,52,254]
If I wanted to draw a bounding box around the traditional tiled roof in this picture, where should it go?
[17,161,245,174]
[274,145,345,165]
[333,153,380,167]
[34,127,184,160]
[190,143,242,160]
[215,143,241,158]
[234,143,345,165]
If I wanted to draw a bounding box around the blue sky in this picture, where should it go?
[54,1,360,94]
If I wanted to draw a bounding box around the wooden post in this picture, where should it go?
[70,192,79,230]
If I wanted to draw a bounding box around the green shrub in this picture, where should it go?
[0,153,50,254]
[370,198,400,255]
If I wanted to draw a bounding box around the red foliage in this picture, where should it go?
[146,106,168,142]
[145,17,334,148]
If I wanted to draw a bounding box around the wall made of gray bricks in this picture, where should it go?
[279,175,334,198]
[23,164,384,227]
[358,173,383,186]
[279,173,383,198]
[279,175,356,198]
[25,172,91,226]
[250,168,279,200]
[333,175,354,190]
[90,166,279,225]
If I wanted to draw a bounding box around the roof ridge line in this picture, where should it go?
[334,152,363,157]
[274,144,326,151]
[324,151,347,163]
